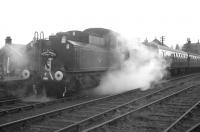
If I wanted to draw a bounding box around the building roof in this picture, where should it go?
[151,38,168,47]
[143,39,188,54]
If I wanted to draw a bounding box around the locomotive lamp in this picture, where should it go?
[5,36,12,45]
[41,49,56,80]
[22,69,30,79]
[54,71,63,81]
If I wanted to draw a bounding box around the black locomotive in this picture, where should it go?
[0,28,127,97]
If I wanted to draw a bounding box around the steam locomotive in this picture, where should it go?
[0,28,200,98]
[0,28,127,97]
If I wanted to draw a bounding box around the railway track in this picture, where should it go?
[0,94,102,117]
[0,96,17,101]
[83,84,200,132]
[0,97,34,115]
[0,73,199,118]
[0,97,20,105]
[0,74,199,132]
[57,79,200,132]
[163,97,200,132]
[186,123,200,132]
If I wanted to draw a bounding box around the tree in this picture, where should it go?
[182,43,192,52]
[182,38,200,54]
[182,38,193,53]
[175,44,180,50]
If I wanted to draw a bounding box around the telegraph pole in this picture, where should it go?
[161,36,165,45]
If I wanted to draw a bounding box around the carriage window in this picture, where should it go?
[72,32,76,36]
[66,44,70,49]
[61,36,67,44]
[162,51,165,57]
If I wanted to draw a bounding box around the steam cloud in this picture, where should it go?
[94,37,169,95]
[4,44,28,69]
[3,44,53,102]
[22,95,53,102]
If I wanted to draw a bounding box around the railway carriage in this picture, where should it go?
[151,43,200,75]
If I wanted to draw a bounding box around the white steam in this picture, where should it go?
[94,38,168,95]
[5,44,28,66]
[22,95,53,102]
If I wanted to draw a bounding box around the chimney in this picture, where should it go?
[5,36,12,45]
[187,38,191,44]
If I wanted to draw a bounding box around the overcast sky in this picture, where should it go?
[0,0,200,47]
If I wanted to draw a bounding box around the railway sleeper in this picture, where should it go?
[3,107,22,114]
[168,123,199,132]
[0,104,34,117]
[191,114,200,119]
[0,101,21,106]
[14,102,29,106]
[94,104,118,108]
[0,108,9,112]
[20,105,35,111]
[130,121,167,130]
[180,122,199,129]
[49,116,76,124]
[172,98,200,103]
[177,118,200,127]
[0,105,19,109]
[167,101,197,106]
[84,106,109,112]
[153,106,189,112]
[138,109,185,117]
[30,125,59,131]
[71,110,98,117]
[159,105,191,110]
[0,103,24,108]
[104,101,127,105]
[156,109,187,115]
[61,113,91,122]
[32,119,73,129]
[144,104,188,111]
[130,125,163,132]
[164,103,192,107]
[97,102,125,107]
[34,102,47,108]
[132,114,174,124]
[163,110,187,116]
[0,120,33,132]
[0,110,7,116]
[92,117,164,132]
[148,114,179,121]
